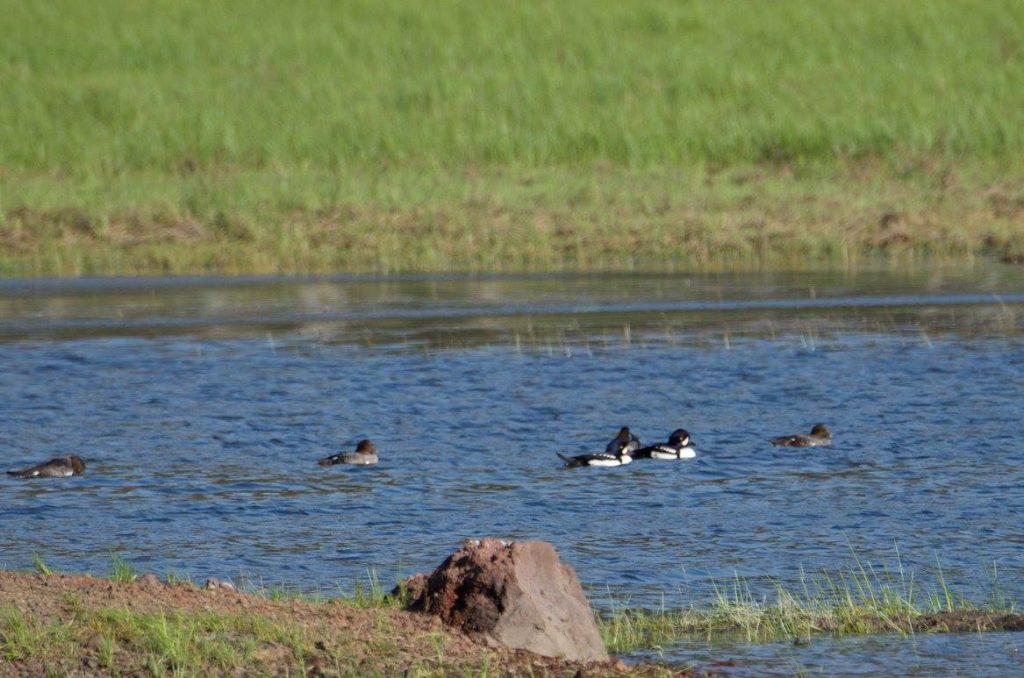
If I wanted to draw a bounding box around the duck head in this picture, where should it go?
[668,429,692,447]
[809,424,831,438]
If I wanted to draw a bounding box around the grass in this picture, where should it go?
[108,553,138,584]
[87,608,291,675]
[1,603,314,675]
[2,1,1024,275]
[5,1,1024,170]
[0,564,559,676]
[598,552,1019,654]
[0,606,72,661]
[348,568,407,609]
[3,162,1024,276]
[31,554,52,577]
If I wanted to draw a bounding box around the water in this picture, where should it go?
[638,632,1024,676]
[2,267,1023,674]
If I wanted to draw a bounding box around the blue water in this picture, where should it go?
[1,268,1022,673]
[639,631,1024,676]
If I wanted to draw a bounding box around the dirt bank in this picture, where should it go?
[0,570,685,676]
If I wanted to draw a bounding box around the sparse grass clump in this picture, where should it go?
[0,603,314,675]
[108,553,137,583]
[348,568,406,609]
[31,554,52,577]
[0,606,74,661]
[85,608,293,674]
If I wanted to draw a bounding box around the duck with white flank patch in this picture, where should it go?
[769,423,832,447]
[7,455,86,479]
[558,437,634,468]
[318,439,379,466]
[633,429,696,460]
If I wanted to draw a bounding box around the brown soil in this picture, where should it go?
[799,609,1024,636]
[913,610,1024,633]
[0,570,688,677]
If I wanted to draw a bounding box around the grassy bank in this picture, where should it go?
[3,555,1021,673]
[3,1,1024,275]
[0,567,649,677]
[4,162,1024,276]
[601,557,1021,654]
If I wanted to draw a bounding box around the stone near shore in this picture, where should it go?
[401,538,609,662]
[205,577,236,591]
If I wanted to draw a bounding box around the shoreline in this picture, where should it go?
[4,163,1023,278]
[2,565,1022,676]
[0,569,651,677]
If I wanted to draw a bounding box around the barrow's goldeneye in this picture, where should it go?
[633,429,696,459]
[558,438,633,467]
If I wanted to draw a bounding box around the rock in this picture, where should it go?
[392,572,428,603]
[610,657,630,672]
[406,538,608,662]
[139,573,162,587]
[205,577,236,591]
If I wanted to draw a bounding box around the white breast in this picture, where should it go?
[650,446,696,460]
[588,456,628,466]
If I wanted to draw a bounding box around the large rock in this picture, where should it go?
[403,538,608,662]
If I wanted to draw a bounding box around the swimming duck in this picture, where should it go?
[558,439,633,468]
[318,439,379,466]
[605,426,641,455]
[633,429,696,460]
[769,424,832,447]
[7,455,86,479]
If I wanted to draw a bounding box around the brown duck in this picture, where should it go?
[7,455,86,479]
[318,439,379,466]
[770,424,832,447]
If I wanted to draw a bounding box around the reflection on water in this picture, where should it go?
[1,267,1023,673]
[1,268,1022,345]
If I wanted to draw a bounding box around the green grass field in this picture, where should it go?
[3,0,1024,275]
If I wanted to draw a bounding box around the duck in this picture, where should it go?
[633,429,696,460]
[769,424,832,447]
[7,455,86,479]
[558,439,633,468]
[605,426,641,455]
[318,439,379,466]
